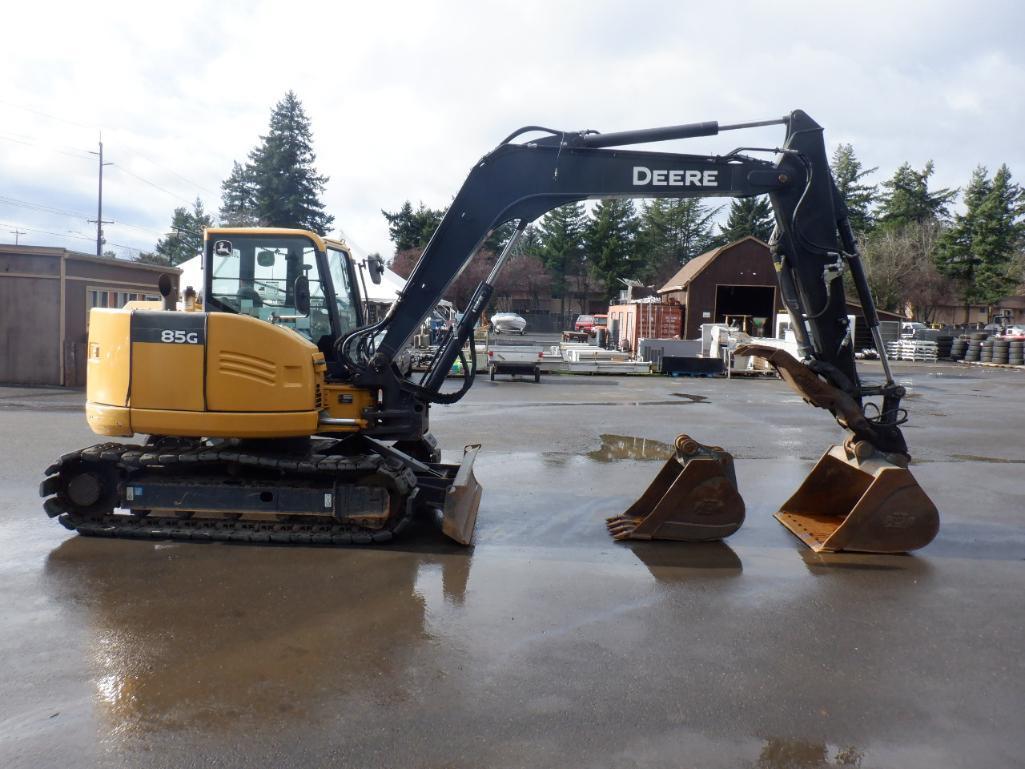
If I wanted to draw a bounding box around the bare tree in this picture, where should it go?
[859,221,953,322]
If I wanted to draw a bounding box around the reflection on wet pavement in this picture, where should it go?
[756,738,864,768]
[587,434,673,462]
[44,534,471,735]
[627,541,742,578]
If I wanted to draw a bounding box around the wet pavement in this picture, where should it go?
[1,362,1024,768]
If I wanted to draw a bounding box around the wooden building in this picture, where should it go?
[0,245,179,387]
[657,237,783,338]
[656,237,905,342]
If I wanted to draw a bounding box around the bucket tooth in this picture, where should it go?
[775,441,939,554]
[606,435,745,542]
[440,444,483,546]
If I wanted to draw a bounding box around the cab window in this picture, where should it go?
[327,247,361,335]
[209,235,332,342]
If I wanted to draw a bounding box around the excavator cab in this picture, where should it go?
[204,229,363,361]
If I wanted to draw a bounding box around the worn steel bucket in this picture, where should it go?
[775,440,939,553]
[606,435,745,542]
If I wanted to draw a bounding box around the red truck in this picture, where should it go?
[573,313,608,335]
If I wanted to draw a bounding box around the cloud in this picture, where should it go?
[2,0,1023,257]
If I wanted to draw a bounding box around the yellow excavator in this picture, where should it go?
[41,110,939,553]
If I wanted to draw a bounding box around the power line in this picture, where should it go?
[0,194,93,219]
[0,99,99,129]
[0,131,95,161]
[0,193,170,240]
[1,99,221,201]
[0,220,146,256]
[128,155,220,198]
[110,163,197,206]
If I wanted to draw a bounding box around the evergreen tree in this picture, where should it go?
[877,161,956,228]
[714,197,774,246]
[637,198,719,284]
[585,198,640,302]
[934,166,991,300]
[830,143,877,233]
[975,165,1025,301]
[381,201,446,251]
[536,202,587,315]
[246,91,334,234]
[153,198,213,266]
[219,161,258,226]
[937,165,1025,304]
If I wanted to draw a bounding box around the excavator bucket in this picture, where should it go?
[606,435,745,542]
[734,343,940,554]
[440,444,483,545]
[775,442,939,553]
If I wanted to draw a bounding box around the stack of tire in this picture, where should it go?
[950,336,968,361]
[980,339,994,362]
[964,332,988,363]
[1010,340,1024,366]
[991,337,1010,365]
[936,335,954,359]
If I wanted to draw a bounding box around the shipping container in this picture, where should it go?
[607,302,682,353]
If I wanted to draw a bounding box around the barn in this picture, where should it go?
[657,237,904,343]
[657,237,783,339]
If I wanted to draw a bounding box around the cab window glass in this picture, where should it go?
[327,248,360,334]
[209,236,332,342]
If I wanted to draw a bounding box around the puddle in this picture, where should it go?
[587,434,673,462]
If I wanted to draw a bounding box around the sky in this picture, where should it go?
[2,0,1024,261]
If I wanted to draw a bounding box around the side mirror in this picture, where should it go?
[294,275,311,316]
[367,254,385,285]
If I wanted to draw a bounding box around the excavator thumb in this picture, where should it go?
[735,343,939,554]
[606,435,745,542]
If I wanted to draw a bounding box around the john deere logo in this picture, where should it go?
[632,167,719,187]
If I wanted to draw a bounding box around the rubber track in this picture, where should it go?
[42,441,419,545]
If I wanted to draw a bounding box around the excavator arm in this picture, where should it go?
[340,109,938,554]
[346,110,908,458]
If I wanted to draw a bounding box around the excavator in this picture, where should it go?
[41,109,939,553]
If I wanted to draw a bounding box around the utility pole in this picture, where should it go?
[88,135,114,256]
[9,228,26,245]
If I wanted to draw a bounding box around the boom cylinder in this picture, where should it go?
[420,224,526,394]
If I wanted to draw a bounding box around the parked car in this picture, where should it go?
[490,312,527,335]
[900,321,927,338]
[574,314,596,332]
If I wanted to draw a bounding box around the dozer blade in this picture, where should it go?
[775,441,939,554]
[606,435,745,542]
[440,444,483,546]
